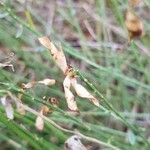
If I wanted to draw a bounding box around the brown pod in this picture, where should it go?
[41,105,50,115]
[129,0,141,7]
[125,10,144,41]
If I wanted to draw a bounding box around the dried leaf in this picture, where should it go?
[38,36,53,50]
[5,103,14,120]
[64,135,87,150]
[63,76,78,111]
[0,96,14,120]
[35,110,44,131]
[65,88,77,111]
[38,36,68,74]
[125,10,144,41]
[64,75,71,89]
[38,78,56,86]
[71,78,100,107]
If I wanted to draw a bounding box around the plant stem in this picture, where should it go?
[76,70,149,145]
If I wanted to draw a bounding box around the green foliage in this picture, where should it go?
[0,0,150,150]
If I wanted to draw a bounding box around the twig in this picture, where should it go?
[22,104,121,150]
[80,111,150,120]
[6,90,121,149]
[76,70,149,145]
[80,41,124,50]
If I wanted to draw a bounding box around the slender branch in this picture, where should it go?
[76,70,149,145]
[22,104,121,150]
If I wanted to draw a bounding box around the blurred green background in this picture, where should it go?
[0,0,150,150]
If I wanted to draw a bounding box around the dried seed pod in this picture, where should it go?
[63,75,78,111]
[22,78,55,89]
[64,135,87,150]
[125,10,144,41]
[0,96,14,120]
[39,36,100,112]
[35,110,44,131]
[38,36,68,74]
[71,78,100,107]
[38,78,56,86]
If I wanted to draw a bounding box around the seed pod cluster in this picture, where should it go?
[39,37,100,113]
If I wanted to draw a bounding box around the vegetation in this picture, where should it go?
[0,0,150,150]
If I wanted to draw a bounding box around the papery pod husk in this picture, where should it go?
[125,10,144,41]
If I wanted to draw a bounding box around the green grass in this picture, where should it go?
[0,0,150,150]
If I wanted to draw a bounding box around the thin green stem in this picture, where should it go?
[76,70,149,145]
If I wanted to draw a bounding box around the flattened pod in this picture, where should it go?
[38,36,68,74]
[64,135,87,150]
[0,96,14,120]
[35,110,44,131]
[63,76,78,111]
[125,10,144,41]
